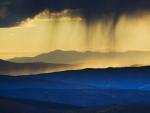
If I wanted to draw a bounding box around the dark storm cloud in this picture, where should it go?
[0,0,45,27]
[0,0,150,27]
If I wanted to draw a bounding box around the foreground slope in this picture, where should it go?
[0,67,150,112]
[0,96,150,113]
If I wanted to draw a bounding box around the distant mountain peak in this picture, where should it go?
[6,50,150,72]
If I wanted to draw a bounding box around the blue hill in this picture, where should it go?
[0,67,150,112]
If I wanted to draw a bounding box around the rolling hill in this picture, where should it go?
[9,50,150,67]
[0,59,76,75]
[0,67,150,113]
[0,96,150,113]
[1,66,150,90]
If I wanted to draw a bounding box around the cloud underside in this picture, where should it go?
[0,0,150,27]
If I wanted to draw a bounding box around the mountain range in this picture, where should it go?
[9,50,150,67]
[1,50,150,75]
[0,59,76,75]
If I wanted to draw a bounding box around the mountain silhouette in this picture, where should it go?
[0,59,76,75]
[9,50,150,67]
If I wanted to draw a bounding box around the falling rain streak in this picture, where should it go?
[1,9,150,59]
[20,9,150,52]
[19,9,119,52]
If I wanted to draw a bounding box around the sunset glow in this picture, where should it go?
[0,9,150,68]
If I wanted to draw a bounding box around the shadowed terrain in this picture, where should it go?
[0,67,150,112]
[0,59,76,75]
[0,96,150,113]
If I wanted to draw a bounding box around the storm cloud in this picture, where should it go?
[0,0,150,27]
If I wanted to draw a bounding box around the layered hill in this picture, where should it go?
[0,59,76,75]
[9,50,150,67]
[0,67,150,112]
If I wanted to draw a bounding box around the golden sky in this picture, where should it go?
[0,10,150,59]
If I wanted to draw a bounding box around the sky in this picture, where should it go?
[1,0,150,59]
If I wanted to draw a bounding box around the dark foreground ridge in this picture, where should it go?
[0,67,150,113]
[0,96,150,113]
